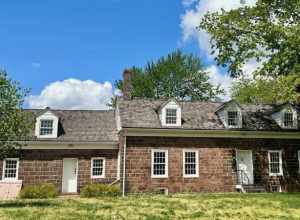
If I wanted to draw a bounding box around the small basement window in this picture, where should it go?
[283,112,294,128]
[40,119,53,136]
[3,158,19,181]
[227,111,238,127]
[91,158,105,178]
[165,109,177,125]
[270,185,281,192]
[152,149,168,178]
[268,151,283,176]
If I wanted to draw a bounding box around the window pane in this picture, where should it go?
[92,159,104,176]
[166,109,177,125]
[153,151,166,176]
[184,151,197,176]
[4,160,18,179]
[228,111,238,126]
[269,152,281,174]
[40,120,53,135]
[284,112,293,128]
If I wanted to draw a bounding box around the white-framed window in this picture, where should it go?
[283,112,294,128]
[35,111,59,138]
[183,149,199,178]
[268,150,283,176]
[40,119,54,136]
[161,100,181,127]
[91,157,105,178]
[165,108,177,125]
[151,149,168,178]
[227,111,238,127]
[2,158,19,181]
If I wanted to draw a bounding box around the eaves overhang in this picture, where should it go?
[18,141,119,150]
[122,127,300,139]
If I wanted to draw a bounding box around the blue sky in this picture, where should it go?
[0,0,255,109]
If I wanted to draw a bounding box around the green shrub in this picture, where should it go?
[80,183,120,198]
[19,183,58,199]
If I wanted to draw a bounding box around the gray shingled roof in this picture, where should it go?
[25,109,118,142]
[117,98,299,131]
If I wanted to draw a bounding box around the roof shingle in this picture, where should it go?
[25,109,118,142]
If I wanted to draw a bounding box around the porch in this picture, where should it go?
[235,149,282,193]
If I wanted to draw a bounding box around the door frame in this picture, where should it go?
[236,150,254,185]
[62,158,78,193]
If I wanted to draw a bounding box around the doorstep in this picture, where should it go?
[59,193,80,199]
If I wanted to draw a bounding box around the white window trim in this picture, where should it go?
[281,109,297,129]
[161,101,181,127]
[268,150,283,176]
[2,158,19,181]
[183,149,199,178]
[91,157,105,179]
[226,110,242,129]
[165,108,178,125]
[151,149,168,178]
[35,111,59,139]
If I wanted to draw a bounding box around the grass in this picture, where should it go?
[0,193,300,219]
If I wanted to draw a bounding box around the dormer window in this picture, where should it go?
[40,120,54,136]
[283,112,294,128]
[227,111,238,127]
[35,110,59,138]
[271,105,298,129]
[215,100,242,129]
[160,100,181,127]
[166,109,177,125]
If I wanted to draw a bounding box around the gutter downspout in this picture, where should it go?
[122,135,127,197]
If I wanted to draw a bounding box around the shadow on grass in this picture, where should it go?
[0,200,59,208]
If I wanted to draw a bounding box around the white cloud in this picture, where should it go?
[180,0,257,56]
[181,0,259,100]
[207,65,233,100]
[27,79,115,110]
[182,0,198,8]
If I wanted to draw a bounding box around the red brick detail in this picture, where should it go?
[0,149,118,193]
[124,136,300,193]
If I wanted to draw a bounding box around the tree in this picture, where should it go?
[231,74,300,104]
[0,71,32,159]
[199,0,300,78]
[115,50,224,101]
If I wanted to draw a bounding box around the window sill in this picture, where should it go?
[91,176,105,179]
[269,173,283,177]
[0,180,22,183]
[151,176,168,179]
[37,136,57,139]
[183,175,199,178]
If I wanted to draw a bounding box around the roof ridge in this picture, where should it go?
[119,97,225,104]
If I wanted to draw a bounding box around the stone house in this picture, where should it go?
[1,71,300,195]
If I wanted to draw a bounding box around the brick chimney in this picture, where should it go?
[296,84,300,104]
[123,69,133,100]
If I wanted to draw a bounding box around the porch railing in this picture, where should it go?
[236,170,250,186]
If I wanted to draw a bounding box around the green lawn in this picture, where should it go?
[0,193,300,220]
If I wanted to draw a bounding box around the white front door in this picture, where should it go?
[236,150,254,185]
[62,158,78,193]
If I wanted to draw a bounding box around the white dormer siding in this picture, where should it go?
[160,100,182,127]
[35,111,59,138]
[271,106,298,129]
[217,102,242,129]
